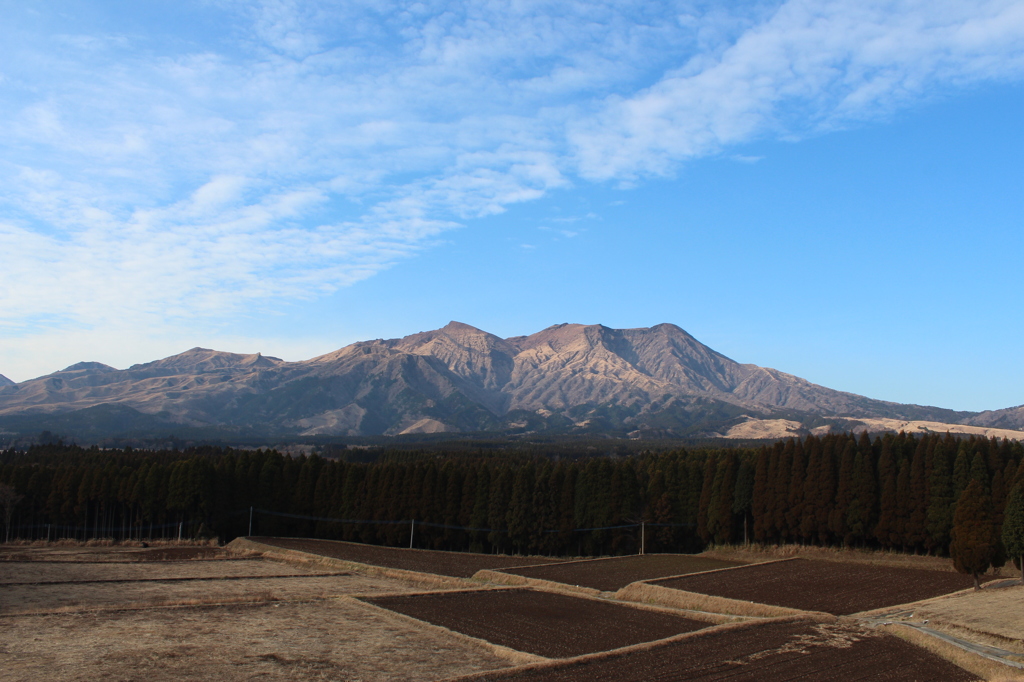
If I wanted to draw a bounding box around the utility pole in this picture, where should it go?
[409,519,415,549]
[248,506,253,537]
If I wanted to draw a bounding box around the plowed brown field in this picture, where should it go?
[253,537,562,578]
[498,554,742,591]
[364,588,708,657]
[461,619,981,681]
[653,558,975,615]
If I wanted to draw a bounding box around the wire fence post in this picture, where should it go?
[178,521,183,542]
[248,506,253,537]
[409,519,415,549]
[640,522,645,556]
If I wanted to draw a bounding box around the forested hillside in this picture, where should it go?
[1,432,1021,558]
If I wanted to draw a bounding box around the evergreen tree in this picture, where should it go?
[905,438,928,549]
[1001,481,1024,584]
[732,458,755,545]
[846,435,876,546]
[830,439,856,545]
[697,454,717,543]
[969,452,990,490]
[709,452,737,545]
[488,467,513,552]
[926,440,954,553]
[785,439,806,541]
[751,447,771,542]
[470,465,490,552]
[952,444,971,501]
[950,480,998,590]
[875,439,897,547]
[894,459,910,549]
[799,437,821,542]
[814,438,836,545]
[506,462,535,554]
[772,440,793,540]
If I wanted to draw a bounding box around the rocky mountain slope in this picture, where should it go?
[0,322,1010,439]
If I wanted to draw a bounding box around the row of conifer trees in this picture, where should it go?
[1,432,1022,562]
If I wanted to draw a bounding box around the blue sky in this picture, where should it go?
[1,1,1022,412]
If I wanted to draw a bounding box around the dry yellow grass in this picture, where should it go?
[473,569,603,597]
[3,538,220,548]
[0,540,226,564]
[0,557,321,584]
[2,596,517,681]
[0,547,520,681]
[887,623,1024,682]
[0,572,410,615]
[702,543,1016,577]
[615,581,812,619]
[894,584,1024,655]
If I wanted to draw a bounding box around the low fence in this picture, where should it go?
[3,506,695,555]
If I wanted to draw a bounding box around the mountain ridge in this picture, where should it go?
[0,322,1015,439]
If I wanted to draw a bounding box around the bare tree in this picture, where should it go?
[0,484,24,543]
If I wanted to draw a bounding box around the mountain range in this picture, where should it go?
[1,322,1021,441]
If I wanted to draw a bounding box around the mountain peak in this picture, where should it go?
[132,347,282,372]
[442,320,487,333]
[0,373,13,387]
[60,362,117,373]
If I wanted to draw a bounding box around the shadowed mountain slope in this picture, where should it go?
[964,404,1024,431]
[0,322,999,438]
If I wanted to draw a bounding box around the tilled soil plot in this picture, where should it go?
[364,588,708,658]
[653,558,976,615]
[499,554,743,592]
[254,537,563,578]
[462,619,980,681]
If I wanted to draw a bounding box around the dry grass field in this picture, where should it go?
[0,544,520,681]
[703,543,1015,576]
[891,583,1024,656]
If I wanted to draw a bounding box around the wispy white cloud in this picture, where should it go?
[570,0,1024,180]
[0,0,1022,379]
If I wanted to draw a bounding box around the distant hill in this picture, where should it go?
[0,322,1018,441]
[0,374,13,388]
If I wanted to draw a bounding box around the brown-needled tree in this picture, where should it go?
[950,479,997,590]
[1001,481,1024,585]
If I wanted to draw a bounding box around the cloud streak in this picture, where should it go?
[0,0,1022,378]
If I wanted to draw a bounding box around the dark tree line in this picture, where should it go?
[1,432,1021,558]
